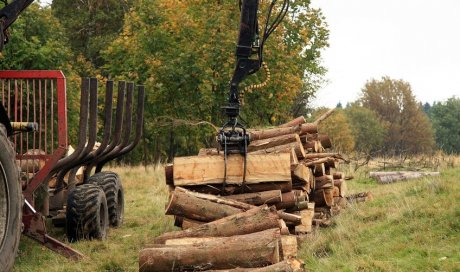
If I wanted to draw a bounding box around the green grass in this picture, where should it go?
[299,168,460,271]
[13,165,460,271]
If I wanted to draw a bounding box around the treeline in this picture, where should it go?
[314,77,460,156]
[0,1,329,163]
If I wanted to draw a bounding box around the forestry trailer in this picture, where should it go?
[0,1,145,270]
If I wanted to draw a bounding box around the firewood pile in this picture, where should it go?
[139,111,368,272]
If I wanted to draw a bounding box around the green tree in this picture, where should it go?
[360,77,435,154]
[312,108,355,153]
[344,104,386,154]
[51,0,133,69]
[429,97,460,154]
[103,0,329,161]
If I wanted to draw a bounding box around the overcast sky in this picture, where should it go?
[311,0,460,107]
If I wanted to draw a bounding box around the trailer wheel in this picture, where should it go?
[0,124,21,272]
[66,184,109,242]
[87,172,124,227]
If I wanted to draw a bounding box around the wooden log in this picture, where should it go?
[140,229,281,271]
[315,175,334,189]
[299,123,318,135]
[173,153,291,186]
[251,138,306,159]
[154,205,279,244]
[292,164,312,185]
[248,134,300,152]
[332,186,340,197]
[333,172,344,180]
[313,108,335,125]
[279,116,306,128]
[165,188,243,222]
[333,179,347,197]
[276,192,298,210]
[294,209,314,234]
[277,211,302,225]
[205,258,306,272]
[314,163,326,177]
[318,134,332,149]
[175,187,254,210]
[223,190,282,205]
[303,141,320,153]
[290,148,299,168]
[174,216,204,230]
[249,126,300,141]
[279,219,290,235]
[280,235,298,260]
[165,164,174,186]
[369,171,440,184]
[181,181,292,195]
[312,189,334,207]
[304,153,340,159]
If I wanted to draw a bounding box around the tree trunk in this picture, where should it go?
[279,116,306,128]
[277,211,301,225]
[299,123,318,135]
[223,190,282,205]
[140,229,281,271]
[315,175,334,189]
[313,108,335,125]
[317,134,332,149]
[248,134,300,152]
[165,164,174,185]
[175,187,254,210]
[249,126,300,141]
[154,205,280,244]
[165,188,244,222]
[251,139,305,159]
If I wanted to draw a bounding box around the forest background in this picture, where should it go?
[1,0,459,163]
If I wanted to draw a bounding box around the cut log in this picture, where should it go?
[175,187,254,210]
[174,216,204,230]
[173,153,291,186]
[223,190,282,205]
[312,189,334,207]
[303,141,320,153]
[251,138,306,159]
[165,188,244,222]
[369,171,440,184]
[154,205,279,244]
[205,258,306,272]
[333,172,344,180]
[140,229,281,271]
[313,108,335,125]
[313,163,326,177]
[333,179,347,197]
[277,211,302,225]
[332,186,340,197]
[248,134,300,152]
[292,164,312,185]
[279,116,306,128]
[303,153,340,160]
[249,126,300,141]
[165,164,174,186]
[280,235,298,259]
[317,134,332,149]
[299,123,318,135]
[315,175,334,189]
[276,192,298,210]
[294,209,314,234]
[290,147,299,167]
[279,219,290,235]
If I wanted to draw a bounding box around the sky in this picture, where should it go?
[311,0,460,107]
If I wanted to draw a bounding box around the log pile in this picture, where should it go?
[140,114,361,271]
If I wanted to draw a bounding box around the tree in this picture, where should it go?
[51,0,133,69]
[344,104,386,154]
[103,0,329,161]
[360,77,435,154]
[311,108,355,153]
[429,97,460,154]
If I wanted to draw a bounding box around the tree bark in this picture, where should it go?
[165,188,244,222]
[251,139,305,159]
[204,258,306,272]
[175,187,254,210]
[249,126,300,141]
[154,205,280,244]
[140,229,281,271]
[299,123,318,135]
[279,116,306,128]
[223,190,282,205]
[313,108,335,125]
[248,134,300,152]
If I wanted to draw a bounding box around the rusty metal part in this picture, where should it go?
[22,200,84,260]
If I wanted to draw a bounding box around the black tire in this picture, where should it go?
[87,171,124,227]
[66,184,109,242]
[0,124,21,272]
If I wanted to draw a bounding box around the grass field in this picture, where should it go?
[13,163,460,271]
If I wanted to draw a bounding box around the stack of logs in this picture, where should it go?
[139,112,356,272]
